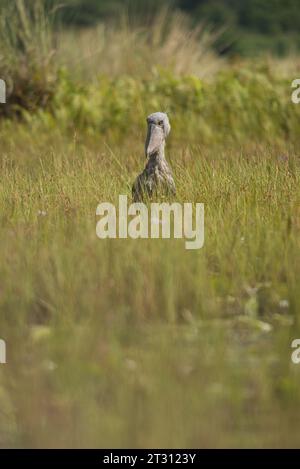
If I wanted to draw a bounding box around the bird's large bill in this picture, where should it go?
[145,123,164,158]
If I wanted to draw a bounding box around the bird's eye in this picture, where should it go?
[158,120,164,126]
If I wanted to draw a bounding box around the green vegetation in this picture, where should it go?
[27,66,300,145]
[46,0,300,55]
[0,1,300,448]
[0,1,56,116]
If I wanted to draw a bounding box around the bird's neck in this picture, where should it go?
[148,144,166,165]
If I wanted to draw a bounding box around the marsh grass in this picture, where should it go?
[0,127,299,447]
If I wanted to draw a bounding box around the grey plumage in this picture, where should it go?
[132,112,176,202]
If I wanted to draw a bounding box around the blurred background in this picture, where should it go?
[48,0,300,56]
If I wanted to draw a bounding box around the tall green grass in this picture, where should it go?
[0,132,299,447]
[0,0,56,116]
[56,9,222,80]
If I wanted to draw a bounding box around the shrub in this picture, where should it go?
[0,0,57,117]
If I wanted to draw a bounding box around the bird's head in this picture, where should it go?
[145,112,170,158]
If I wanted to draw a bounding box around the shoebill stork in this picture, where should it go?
[132,112,176,202]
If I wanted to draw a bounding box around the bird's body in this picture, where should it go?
[132,112,175,202]
[132,152,176,202]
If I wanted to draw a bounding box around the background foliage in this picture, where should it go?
[45,0,300,55]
